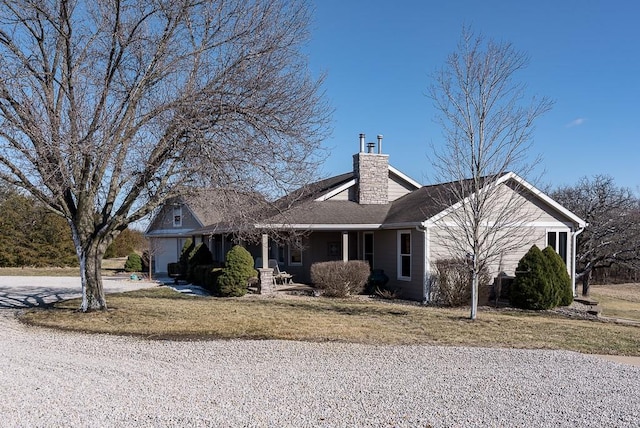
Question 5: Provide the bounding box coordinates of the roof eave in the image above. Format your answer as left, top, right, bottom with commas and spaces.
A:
314, 178, 357, 201
388, 165, 422, 189
504, 172, 588, 228
254, 223, 383, 230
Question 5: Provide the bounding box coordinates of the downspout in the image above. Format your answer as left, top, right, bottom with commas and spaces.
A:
571, 227, 585, 297
417, 223, 431, 304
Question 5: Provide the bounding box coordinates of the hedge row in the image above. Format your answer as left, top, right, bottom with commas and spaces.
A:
169, 242, 257, 297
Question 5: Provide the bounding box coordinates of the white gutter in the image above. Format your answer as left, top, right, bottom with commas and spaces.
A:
380, 222, 423, 229
571, 226, 586, 297
254, 223, 383, 230
417, 224, 431, 304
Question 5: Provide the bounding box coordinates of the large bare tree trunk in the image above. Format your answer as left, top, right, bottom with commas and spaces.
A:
470, 270, 479, 320
581, 271, 591, 297
79, 243, 107, 311
0, 0, 330, 311
71, 221, 110, 312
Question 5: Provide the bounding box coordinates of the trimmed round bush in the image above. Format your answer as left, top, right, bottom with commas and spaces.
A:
217, 245, 256, 297
310, 260, 370, 297
510, 245, 556, 310
124, 253, 142, 272
542, 246, 573, 306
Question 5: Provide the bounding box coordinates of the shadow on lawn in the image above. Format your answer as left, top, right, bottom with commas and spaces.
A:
0, 286, 79, 309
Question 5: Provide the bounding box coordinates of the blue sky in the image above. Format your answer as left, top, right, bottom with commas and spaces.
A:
306, 0, 639, 192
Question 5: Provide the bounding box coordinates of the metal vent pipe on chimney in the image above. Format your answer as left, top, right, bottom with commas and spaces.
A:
366, 142, 375, 153
359, 133, 365, 153
377, 135, 383, 154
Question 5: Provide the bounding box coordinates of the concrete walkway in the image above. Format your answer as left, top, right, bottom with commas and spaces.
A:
594, 354, 640, 367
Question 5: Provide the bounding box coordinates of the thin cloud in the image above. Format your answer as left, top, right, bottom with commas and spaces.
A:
566, 118, 586, 128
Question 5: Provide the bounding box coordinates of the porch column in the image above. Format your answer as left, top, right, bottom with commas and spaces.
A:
261, 234, 269, 269
342, 231, 349, 262
571, 228, 578, 296
258, 233, 273, 294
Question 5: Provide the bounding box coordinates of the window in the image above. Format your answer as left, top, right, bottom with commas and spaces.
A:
397, 230, 411, 280
547, 230, 568, 264
363, 232, 374, 269
172, 206, 182, 227
289, 239, 302, 266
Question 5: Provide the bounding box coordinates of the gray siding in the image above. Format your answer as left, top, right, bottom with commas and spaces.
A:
147, 203, 202, 233
388, 177, 415, 201
375, 228, 426, 301
426, 181, 575, 281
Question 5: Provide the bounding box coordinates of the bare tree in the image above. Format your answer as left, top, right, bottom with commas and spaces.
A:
552, 175, 640, 296
428, 27, 553, 319
0, 0, 330, 311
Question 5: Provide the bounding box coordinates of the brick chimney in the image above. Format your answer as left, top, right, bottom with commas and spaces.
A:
353, 133, 389, 204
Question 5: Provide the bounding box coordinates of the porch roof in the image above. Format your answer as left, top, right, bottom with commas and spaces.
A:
257, 200, 391, 228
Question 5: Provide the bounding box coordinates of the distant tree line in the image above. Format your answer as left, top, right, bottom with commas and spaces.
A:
0, 186, 145, 267
552, 175, 640, 293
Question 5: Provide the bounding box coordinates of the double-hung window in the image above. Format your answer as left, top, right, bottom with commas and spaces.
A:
397, 230, 411, 280
363, 232, 374, 269
289, 238, 302, 266
547, 230, 568, 264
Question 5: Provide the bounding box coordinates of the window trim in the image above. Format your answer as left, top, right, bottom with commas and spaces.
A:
397, 230, 412, 281
288, 239, 303, 266
546, 229, 568, 264
172, 206, 182, 228
363, 232, 374, 270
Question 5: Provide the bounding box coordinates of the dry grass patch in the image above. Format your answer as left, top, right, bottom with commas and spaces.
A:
590, 283, 640, 322
19, 287, 640, 355
0, 261, 130, 277
101, 257, 127, 271
0, 267, 81, 276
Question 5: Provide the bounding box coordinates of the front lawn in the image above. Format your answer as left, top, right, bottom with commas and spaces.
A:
590, 283, 640, 322
19, 287, 640, 356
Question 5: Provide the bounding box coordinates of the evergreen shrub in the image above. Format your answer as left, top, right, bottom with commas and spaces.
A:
178, 239, 194, 271
124, 253, 143, 272
186, 243, 213, 282
542, 246, 573, 306
310, 260, 370, 297
510, 245, 556, 310
204, 267, 225, 294
217, 245, 257, 297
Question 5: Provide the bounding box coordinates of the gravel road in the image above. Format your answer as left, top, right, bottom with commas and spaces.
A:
0, 277, 639, 427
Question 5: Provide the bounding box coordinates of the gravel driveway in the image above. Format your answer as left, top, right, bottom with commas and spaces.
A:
1, 277, 639, 427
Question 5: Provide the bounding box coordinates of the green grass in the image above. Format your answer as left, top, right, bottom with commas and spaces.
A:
19, 287, 640, 356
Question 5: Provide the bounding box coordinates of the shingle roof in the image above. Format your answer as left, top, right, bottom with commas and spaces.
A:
159, 188, 265, 231
272, 172, 354, 209
261, 200, 391, 226
386, 174, 515, 223
191, 170, 562, 233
